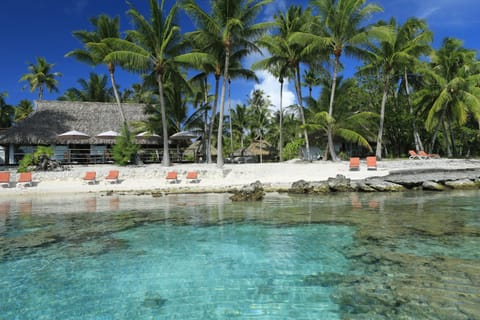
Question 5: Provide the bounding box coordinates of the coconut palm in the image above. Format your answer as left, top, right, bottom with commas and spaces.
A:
0, 92, 15, 128
309, 0, 384, 161
253, 5, 317, 161
65, 14, 126, 123
103, 0, 209, 166
59, 72, 114, 102
357, 17, 432, 159
415, 38, 480, 156
19, 57, 62, 100
182, 0, 272, 167
14, 100, 34, 122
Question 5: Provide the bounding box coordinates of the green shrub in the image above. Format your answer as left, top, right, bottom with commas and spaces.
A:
111, 125, 140, 165
283, 139, 304, 160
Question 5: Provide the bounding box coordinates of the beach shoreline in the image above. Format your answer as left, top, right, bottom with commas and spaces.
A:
1, 158, 480, 197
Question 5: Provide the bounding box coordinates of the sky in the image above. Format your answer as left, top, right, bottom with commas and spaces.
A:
0, 0, 479, 114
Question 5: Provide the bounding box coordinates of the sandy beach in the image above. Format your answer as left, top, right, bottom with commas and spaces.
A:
1, 158, 480, 197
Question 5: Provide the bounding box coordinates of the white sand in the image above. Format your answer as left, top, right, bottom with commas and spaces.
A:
1, 158, 479, 197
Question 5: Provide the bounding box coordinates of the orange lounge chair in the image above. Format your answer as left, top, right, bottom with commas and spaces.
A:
83, 171, 97, 185
349, 157, 360, 171
105, 170, 119, 184
186, 171, 200, 183
366, 156, 377, 170
17, 172, 32, 188
408, 150, 426, 160
0, 171, 11, 188
419, 150, 440, 159
166, 171, 178, 184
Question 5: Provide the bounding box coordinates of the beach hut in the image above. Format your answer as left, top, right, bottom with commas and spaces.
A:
0, 100, 153, 164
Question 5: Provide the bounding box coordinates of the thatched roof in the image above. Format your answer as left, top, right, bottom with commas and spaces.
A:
0, 100, 150, 145
234, 140, 276, 157
183, 140, 217, 157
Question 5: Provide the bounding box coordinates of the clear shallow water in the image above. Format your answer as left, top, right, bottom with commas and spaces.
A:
0, 190, 479, 319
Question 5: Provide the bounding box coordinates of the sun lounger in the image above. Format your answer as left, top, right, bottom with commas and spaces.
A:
408, 150, 426, 160
105, 170, 119, 184
349, 157, 360, 171
83, 171, 97, 185
16, 172, 32, 188
366, 156, 377, 170
0, 171, 11, 188
186, 171, 200, 183
166, 171, 178, 184
419, 150, 440, 159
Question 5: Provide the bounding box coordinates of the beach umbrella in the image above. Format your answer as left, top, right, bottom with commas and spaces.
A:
95, 130, 120, 139
57, 130, 90, 140
169, 130, 198, 141
136, 131, 161, 140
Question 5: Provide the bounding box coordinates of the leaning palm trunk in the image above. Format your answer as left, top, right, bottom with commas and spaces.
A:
294, 68, 310, 161
108, 65, 126, 124
157, 74, 170, 166
327, 57, 340, 161
376, 75, 390, 160
404, 68, 423, 151
217, 45, 230, 168
207, 75, 221, 163
279, 78, 284, 162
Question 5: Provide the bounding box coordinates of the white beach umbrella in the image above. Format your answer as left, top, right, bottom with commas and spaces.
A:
169, 130, 198, 141
136, 131, 161, 139
95, 130, 120, 139
57, 130, 90, 140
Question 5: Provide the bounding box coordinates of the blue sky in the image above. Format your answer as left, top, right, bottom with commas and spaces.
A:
0, 0, 479, 111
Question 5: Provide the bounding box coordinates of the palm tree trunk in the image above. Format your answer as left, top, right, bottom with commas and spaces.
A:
228, 78, 234, 157
207, 75, 221, 163
109, 67, 126, 124
375, 75, 390, 160
327, 57, 339, 161
404, 68, 423, 151
279, 78, 284, 162
157, 74, 170, 166
442, 119, 451, 157
217, 46, 230, 168
294, 66, 310, 161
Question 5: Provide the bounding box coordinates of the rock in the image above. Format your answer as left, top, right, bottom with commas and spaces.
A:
422, 180, 448, 191
289, 180, 314, 194
311, 181, 331, 193
351, 180, 376, 192
444, 179, 477, 189
367, 179, 405, 192
328, 174, 353, 192
230, 180, 265, 201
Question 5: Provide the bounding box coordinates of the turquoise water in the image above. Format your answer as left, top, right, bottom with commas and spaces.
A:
0, 191, 479, 319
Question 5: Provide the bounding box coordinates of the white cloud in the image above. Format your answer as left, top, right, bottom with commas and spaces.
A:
252, 70, 296, 113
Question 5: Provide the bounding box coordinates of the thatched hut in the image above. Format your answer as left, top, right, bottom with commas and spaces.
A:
0, 100, 152, 165
232, 140, 277, 163
183, 140, 217, 162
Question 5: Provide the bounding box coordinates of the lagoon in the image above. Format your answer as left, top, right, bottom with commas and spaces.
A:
0, 191, 479, 319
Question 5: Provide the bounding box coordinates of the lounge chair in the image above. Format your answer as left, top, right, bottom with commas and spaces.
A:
419, 150, 440, 159
105, 170, 120, 184
166, 171, 178, 184
0, 171, 11, 188
349, 157, 360, 171
366, 156, 377, 170
16, 172, 32, 188
408, 150, 426, 160
83, 171, 97, 185
186, 171, 200, 183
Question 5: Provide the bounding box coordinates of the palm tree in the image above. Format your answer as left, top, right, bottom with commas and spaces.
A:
309, 0, 384, 161
103, 0, 208, 166
254, 5, 316, 161
357, 17, 432, 159
183, 0, 271, 167
416, 38, 480, 156
0, 92, 14, 128
65, 14, 126, 123
59, 72, 113, 102
14, 100, 34, 122
230, 103, 249, 150
19, 57, 62, 100
247, 89, 272, 163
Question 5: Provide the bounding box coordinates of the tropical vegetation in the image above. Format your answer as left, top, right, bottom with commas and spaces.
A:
2, 0, 479, 165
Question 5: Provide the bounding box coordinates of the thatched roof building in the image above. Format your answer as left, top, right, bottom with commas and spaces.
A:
0, 100, 149, 145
